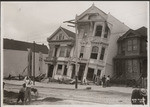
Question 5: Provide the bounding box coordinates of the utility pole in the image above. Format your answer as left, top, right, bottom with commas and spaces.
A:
63, 15, 78, 89
33, 41, 35, 85
75, 15, 78, 89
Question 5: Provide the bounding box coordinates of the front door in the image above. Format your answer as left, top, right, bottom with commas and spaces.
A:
87, 68, 94, 81
48, 64, 54, 77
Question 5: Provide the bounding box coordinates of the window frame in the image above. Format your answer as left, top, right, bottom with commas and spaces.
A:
95, 25, 103, 37
90, 46, 99, 59
99, 47, 105, 60
59, 46, 66, 57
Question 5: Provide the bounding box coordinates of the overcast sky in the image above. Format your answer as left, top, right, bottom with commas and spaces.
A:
1, 1, 148, 45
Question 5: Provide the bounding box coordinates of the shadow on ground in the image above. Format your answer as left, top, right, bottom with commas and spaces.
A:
3, 90, 63, 105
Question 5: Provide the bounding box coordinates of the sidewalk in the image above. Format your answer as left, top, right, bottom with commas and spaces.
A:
3, 79, 133, 94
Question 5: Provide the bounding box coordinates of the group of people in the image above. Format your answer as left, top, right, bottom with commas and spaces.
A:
102, 75, 110, 87
82, 74, 111, 87
17, 76, 33, 104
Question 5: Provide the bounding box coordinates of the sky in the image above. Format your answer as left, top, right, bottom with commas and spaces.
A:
1, 1, 148, 45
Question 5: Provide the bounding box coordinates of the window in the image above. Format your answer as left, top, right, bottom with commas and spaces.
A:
127, 39, 137, 51
63, 65, 67, 76
132, 60, 138, 73
57, 64, 62, 75
104, 25, 109, 38
95, 25, 102, 37
100, 47, 105, 60
126, 59, 138, 73
80, 46, 85, 58
97, 70, 101, 76
90, 46, 99, 59
54, 47, 58, 57
59, 47, 66, 57
127, 60, 132, 73
66, 47, 71, 57
133, 39, 137, 50
127, 40, 132, 51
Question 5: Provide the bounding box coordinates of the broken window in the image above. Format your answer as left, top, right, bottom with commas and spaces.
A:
90, 46, 99, 59
95, 25, 102, 37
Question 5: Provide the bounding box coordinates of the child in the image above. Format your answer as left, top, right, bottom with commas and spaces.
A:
16, 83, 26, 104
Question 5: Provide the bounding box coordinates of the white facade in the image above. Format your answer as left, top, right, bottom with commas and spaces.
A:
3, 48, 48, 78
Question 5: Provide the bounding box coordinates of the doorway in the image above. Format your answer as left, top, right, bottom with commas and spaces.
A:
78, 63, 86, 80
87, 68, 94, 81
48, 64, 54, 77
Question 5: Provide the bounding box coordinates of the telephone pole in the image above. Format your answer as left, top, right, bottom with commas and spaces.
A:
75, 15, 78, 89
33, 41, 35, 85
63, 15, 78, 89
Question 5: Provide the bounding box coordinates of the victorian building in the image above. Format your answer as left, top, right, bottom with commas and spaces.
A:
114, 27, 147, 83
45, 27, 76, 79
45, 4, 130, 82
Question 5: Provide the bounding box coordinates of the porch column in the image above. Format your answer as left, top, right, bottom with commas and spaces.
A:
82, 63, 88, 81
53, 64, 58, 79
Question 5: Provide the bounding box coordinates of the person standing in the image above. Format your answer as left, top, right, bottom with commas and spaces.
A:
24, 76, 33, 104
16, 83, 26, 104
106, 75, 110, 87
102, 75, 106, 87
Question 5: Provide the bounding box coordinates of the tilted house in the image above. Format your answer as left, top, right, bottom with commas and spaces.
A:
114, 27, 147, 84
45, 4, 130, 82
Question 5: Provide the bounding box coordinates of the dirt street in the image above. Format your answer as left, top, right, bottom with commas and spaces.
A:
3, 80, 132, 105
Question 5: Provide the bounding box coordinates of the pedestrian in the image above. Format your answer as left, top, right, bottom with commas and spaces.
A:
102, 75, 106, 87
96, 76, 100, 85
82, 76, 87, 85
106, 75, 110, 87
24, 76, 33, 104
16, 83, 26, 104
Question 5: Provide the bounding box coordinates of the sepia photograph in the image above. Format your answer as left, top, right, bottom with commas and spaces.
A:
1, 1, 149, 106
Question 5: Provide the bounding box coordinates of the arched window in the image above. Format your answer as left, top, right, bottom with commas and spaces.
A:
90, 46, 99, 59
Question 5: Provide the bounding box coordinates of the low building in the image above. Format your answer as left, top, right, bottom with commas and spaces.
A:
114, 27, 147, 85
3, 38, 48, 78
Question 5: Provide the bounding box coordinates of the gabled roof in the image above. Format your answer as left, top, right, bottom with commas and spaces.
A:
118, 27, 147, 42
135, 26, 147, 37
47, 26, 75, 41
77, 4, 107, 21
61, 27, 75, 39
3, 38, 48, 54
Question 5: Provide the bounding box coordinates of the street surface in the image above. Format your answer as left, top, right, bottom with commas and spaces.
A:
3, 80, 133, 105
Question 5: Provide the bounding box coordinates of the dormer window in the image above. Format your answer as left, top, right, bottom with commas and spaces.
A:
95, 25, 102, 37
